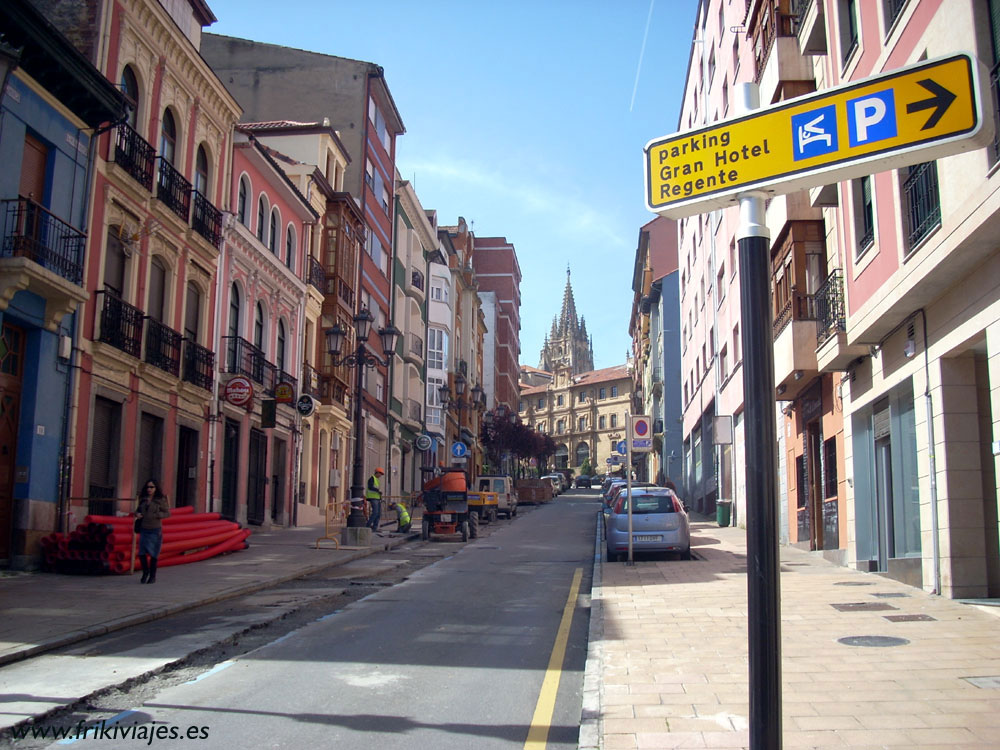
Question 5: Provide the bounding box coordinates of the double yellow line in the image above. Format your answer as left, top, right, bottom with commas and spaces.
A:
524, 567, 583, 749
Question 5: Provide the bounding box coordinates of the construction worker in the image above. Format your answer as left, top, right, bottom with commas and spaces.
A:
366, 467, 384, 531
392, 500, 411, 533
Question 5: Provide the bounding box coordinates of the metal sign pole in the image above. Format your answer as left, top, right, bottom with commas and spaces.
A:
626, 413, 634, 566
737, 82, 782, 750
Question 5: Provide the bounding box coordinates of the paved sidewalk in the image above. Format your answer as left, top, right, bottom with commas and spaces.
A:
0, 520, 410, 669
586, 518, 1000, 750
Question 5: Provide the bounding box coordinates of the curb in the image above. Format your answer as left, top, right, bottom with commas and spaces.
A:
578, 510, 605, 750
0, 535, 412, 669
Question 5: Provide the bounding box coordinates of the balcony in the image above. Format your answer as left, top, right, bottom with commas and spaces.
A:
814, 270, 869, 372
96, 289, 144, 358
338, 278, 354, 307
406, 333, 424, 365
277, 370, 298, 397
791, 0, 826, 56
223, 335, 277, 393
750, 0, 814, 105
773, 291, 818, 400
114, 122, 155, 191
182, 340, 214, 391
191, 190, 222, 248
144, 317, 181, 376
307, 255, 325, 293
1, 197, 86, 285
407, 398, 422, 424
410, 269, 425, 293
301, 362, 324, 398
156, 157, 191, 222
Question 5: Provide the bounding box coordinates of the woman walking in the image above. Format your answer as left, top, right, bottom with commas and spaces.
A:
135, 479, 170, 583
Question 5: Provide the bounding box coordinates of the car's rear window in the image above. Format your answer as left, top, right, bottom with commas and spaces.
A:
620, 495, 679, 514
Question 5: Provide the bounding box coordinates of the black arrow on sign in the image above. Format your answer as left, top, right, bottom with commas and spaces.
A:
906, 78, 956, 130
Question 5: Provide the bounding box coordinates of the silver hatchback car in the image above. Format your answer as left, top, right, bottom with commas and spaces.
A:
605, 488, 691, 561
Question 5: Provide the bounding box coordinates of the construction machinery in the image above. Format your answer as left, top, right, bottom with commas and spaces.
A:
420, 468, 478, 541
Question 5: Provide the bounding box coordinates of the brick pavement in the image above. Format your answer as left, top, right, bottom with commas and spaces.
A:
586, 518, 1000, 750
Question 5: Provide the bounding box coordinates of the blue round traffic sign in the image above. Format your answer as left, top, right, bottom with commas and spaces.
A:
451, 441, 468, 458
616, 440, 627, 454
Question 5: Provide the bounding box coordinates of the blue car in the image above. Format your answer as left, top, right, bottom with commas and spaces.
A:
605, 488, 691, 561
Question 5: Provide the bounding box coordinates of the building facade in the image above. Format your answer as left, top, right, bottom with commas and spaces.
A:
0, 0, 125, 566
473, 235, 522, 411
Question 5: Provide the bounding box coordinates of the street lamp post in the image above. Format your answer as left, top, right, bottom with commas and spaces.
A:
325, 309, 400, 527
439, 375, 484, 462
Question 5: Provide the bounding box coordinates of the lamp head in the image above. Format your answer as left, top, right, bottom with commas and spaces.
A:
325, 323, 347, 356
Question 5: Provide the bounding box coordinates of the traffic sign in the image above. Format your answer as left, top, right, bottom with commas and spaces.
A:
645, 54, 990, 219
616, 440, 627, 455
631, 415, 652, 453
450, 441, 468, 459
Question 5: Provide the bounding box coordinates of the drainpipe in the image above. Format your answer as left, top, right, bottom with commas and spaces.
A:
919, 309, 940, 595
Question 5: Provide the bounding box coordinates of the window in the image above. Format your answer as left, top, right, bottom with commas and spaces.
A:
610, 414, 618, 428
707, 48, 715, 83
557, 394, 564, 406
537, 397, 545, 409
599, 387, 606, 399
578, 416, 586, 431
824, 437, 838, 497
426, 376, 443, 426
557, 419, 565, 434
228, 283, 240, 369
368, 96, 391, 151
286, 225, 296, 269
257, 196, 266, 243
902, 161, 940, 251
381, 184, 391, 216
578, 391, 586, 402
427, 327, 447, 369
717, 263, 725, 304
729, 238, 737, 278
276, 321, 286, 374
184, 282, 200, 342
269, 209, 279, 254
103, 227, 127, 298
194, 145, 208, 195
883, 0, 907, 32
599, 415, 606, 429
254, 302, 265, 351
854, 176, 875, 256
840, 0, 860, 62
160, 109, 176, 164
367, 232, 387, 273
364, 159, 374, 190
238, 177, 248, 225
430, 277, 449, 302
121, 66, 139, 129
733, 323, 741, 362
611, 385, 618, 398
720, 344, 729, 382
575, 442, 590, 466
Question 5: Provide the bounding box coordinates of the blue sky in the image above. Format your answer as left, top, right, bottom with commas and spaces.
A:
207, 0, 698, 371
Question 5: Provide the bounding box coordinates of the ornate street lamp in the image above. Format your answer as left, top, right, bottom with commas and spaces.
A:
439, 376, 485, 462
326, 309, 400, 527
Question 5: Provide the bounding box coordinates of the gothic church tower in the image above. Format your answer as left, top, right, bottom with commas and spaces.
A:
538, 267, 594, 375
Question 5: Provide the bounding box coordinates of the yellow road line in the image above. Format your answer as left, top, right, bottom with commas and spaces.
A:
524, 567, 583, 750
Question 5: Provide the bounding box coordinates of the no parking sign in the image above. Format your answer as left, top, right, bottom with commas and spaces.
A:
630, 415, 652, 453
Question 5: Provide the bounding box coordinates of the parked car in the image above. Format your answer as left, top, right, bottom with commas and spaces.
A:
604, 481, 656, 514
475, 475, 518, 518
540, 476, 560, 496
541, 474, 565, 494
575, 475, 592, 488
605, 488, 691, 561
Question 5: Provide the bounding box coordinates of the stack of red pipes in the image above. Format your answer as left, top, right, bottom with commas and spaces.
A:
39, 506, 251, 575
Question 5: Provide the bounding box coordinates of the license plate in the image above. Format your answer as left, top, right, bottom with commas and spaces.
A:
634, 534, 661, 542
439, 514, 452, 522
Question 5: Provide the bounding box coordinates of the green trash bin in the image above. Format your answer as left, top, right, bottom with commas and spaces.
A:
716, 500, 732, 528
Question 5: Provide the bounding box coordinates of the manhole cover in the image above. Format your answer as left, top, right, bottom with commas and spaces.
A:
884, 614, 936, 622
872, 592, 910, 598
831, 602, 899, 612
835, 581, 875, 586
838, 635, 910, 647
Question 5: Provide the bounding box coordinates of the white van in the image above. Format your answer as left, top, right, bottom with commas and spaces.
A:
475, 475, 519, 518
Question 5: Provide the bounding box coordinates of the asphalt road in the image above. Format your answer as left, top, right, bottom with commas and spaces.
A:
28, 491, 598, 750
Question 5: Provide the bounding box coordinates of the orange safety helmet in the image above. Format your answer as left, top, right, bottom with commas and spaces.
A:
374, 467, 385, 475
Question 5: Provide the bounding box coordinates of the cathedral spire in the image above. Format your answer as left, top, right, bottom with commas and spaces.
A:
538, 264, 594, 374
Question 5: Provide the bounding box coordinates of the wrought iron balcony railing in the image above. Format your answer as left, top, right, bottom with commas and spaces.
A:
411, 269, 425, 291
814, 270, 846, 347
191, 190, 222, 248
182, 339, 214, 391
114, 122, 155, 191
156, 157, 191, 222
223, 335, 277, 392
307, 255, 325, 292
97, 289, 144, 357
144, 317, 182, 376
408, 333, 423, 358
1, 198, 87, 285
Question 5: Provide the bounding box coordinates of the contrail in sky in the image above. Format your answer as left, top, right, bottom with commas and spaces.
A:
630, 0, 655, 113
